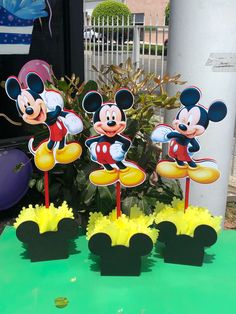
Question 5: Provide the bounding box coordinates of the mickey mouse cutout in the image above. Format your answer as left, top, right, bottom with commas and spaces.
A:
151, 87, 227, 184
5, 72, 83, 171
82, 89, 146, 187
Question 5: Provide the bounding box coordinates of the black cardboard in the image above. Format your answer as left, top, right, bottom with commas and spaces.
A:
156, 221, 217, 266
16, 218, 79, 262
88, 232, 153, 276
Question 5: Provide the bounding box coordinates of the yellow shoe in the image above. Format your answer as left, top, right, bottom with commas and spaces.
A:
156, 161, 188, 179
187, 165, 220, 184
119, 166, 146, 187
56, 143, 82, 164
35, 142, 55, 171
89, 169, 119, 186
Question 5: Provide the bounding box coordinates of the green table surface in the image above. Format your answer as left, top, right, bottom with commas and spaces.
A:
0, 227, 236, 314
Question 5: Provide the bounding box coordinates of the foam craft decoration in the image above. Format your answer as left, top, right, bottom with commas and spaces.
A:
87, 209, 157, 276
156, 221, 217, 266
154, 198, 221, 266
151, 87, 227, 266
5, 71, 83, 172
16, 218, 79, 262
87, 209, 158, 247
0, 149, 32, 211
18, 60, 53, 88
89, 232, 153, 276
14, 202, 79, 262
82, 89, 146, 188
0, 1, 48, 55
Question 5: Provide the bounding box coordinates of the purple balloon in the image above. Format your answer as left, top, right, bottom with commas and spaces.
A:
0, 149, 32, 211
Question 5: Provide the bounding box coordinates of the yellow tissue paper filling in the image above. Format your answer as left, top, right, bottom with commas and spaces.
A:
86, 205, 158, 247
14, 202, 74, 234
154, 198, 222, 236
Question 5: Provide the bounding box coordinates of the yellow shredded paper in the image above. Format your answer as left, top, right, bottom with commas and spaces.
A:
14, 201, 74, 233
154, 198, 222, 236
86, 206, 158, 247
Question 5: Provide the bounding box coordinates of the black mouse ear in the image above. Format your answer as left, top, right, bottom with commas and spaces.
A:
129, 233, 153, 256
88, 233, 112, 255
115, 88, 134, 110
82, 91, 103, 113
57, 218, 79, 239
194, 225, 217, 247
16, 221, 40, 243
5, 76, 21, 100
26, 72, 44, 94
208, 101, 227, 122
156, 221, 177, 243
180, 87, 201, 107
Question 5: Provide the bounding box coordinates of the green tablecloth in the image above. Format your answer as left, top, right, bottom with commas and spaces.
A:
0, 227, 235, 314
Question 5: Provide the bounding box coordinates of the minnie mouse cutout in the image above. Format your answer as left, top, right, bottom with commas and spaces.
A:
5, 72, 83, 171
82, 89, 146, 187
151, 87, 227, 184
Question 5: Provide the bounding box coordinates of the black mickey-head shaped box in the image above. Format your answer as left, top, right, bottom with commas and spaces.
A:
156, 221, 217, 266
16, 218, 79, 262
88, 232, 153, 276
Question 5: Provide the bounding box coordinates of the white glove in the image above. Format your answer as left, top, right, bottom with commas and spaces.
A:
63, 113, 83, 135
110, 141, 126, 161
90, 142, 97, 161
43, 91, 64, 111
151, 125, 172, 143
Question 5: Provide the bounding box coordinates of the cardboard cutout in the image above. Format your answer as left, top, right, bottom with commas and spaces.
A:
82, 89, 146, 187
5, 72, 83, 172
151, 87, 227, 184
0, 1, 48, 55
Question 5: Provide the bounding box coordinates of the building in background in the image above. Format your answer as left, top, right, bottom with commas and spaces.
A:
83, 0, 169, 44
124, 0, 168, 26
84, 0, 168, 25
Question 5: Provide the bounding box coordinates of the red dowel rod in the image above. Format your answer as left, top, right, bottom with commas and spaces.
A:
184, 177, 190, 212
44, 171, 50, 208
116, 181, 121, 218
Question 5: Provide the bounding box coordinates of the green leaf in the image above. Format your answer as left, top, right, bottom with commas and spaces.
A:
13, 162, 25, 173
122, 196, 140, 214
83, 183, 97, 205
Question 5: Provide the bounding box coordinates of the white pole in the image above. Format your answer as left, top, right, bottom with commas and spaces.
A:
165, 0, 236, 217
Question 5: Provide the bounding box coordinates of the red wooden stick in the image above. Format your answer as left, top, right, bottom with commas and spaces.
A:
184, 177, 190, 212
116, 181, 121, 218
44, 171, 50, 208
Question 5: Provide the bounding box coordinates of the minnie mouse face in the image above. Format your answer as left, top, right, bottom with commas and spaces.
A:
5, 72, 46, 125
82, 88, 134, 137
173, 87, 227, 139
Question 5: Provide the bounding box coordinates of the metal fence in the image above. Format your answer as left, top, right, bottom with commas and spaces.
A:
84, 14, 168, 81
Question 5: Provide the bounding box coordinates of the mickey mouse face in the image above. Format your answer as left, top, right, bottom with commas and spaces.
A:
173, 106, 206, 138
18, 90, 47, 125
173, 87, 227, 139
5, 72, 47, 125
94, 104, 126, 137
82, 88, 134, 137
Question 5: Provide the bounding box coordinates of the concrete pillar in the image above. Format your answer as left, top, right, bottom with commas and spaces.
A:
165, 0, 236, 217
